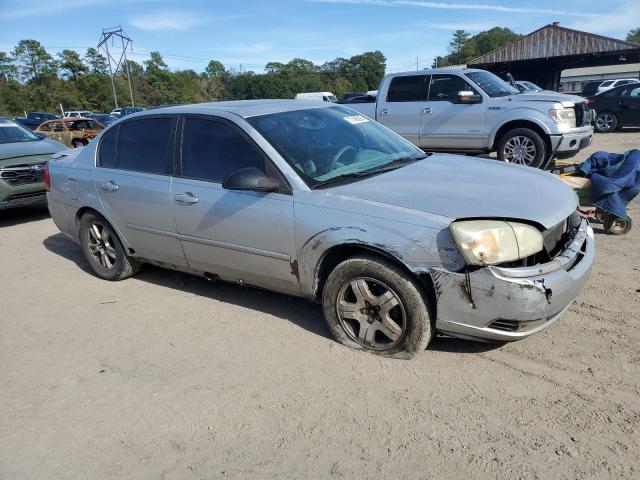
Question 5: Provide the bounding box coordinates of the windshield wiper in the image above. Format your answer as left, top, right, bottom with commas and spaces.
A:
314, 154, 429, 188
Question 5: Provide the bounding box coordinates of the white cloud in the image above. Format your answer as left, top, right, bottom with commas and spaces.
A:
217, 42, 273, 54
307, 0, 596, 17
569, 1, 640, 36
419, 21, 499, 31
129, 11, 207, 31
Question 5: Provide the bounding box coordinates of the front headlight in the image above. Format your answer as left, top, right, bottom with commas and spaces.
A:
549, 108, 576, 128
450, 220, 543, 266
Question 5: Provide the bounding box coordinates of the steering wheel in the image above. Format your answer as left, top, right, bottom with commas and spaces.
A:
329, 146, 357, 171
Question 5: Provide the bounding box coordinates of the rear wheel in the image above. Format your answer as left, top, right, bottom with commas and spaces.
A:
322, 254, 433, 358
497, 128, 547, 169
604, 215, 632, 235
594, 112, 618, 133
79, 212, 140, 280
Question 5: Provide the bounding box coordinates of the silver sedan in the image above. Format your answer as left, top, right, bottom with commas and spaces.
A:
46, 100, 594, 358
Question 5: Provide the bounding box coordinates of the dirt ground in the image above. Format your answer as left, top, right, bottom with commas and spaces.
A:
1, 130, 639, 479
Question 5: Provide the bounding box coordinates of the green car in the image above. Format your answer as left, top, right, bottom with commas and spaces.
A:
0, 118, 66, 211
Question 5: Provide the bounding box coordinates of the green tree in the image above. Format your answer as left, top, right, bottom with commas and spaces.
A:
57, 49, 87, 83
0, 51, 17, 80
448, 30, 472, 64
84, 48, 109, 75
12, 39, 57, 82
205, 60, 226, 77
627, 28, 640, 44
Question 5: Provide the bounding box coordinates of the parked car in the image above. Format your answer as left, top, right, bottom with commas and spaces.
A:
581, 80, 603, 98
588, 83, 640, 132
0, 118, 66, 211
64, 110, 94, 118
346, 69, 594, 169
341, 92, 366, 102
89, 113, 119, 126
13, 112, 59, 130
118, 106, 146, 117
596, 78, 639, 94
340, 94, 376, 104
110, 108, 122, 116
35, 118, 105, 148
46, 100, 594, 358
295, 92, 337, 102
515, 80, 543, 93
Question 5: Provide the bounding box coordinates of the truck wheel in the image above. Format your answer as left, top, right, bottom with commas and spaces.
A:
322, 254, 433, 359
79, 212, 141, 280
594, 112, 618, 133
497, 128, 546, 169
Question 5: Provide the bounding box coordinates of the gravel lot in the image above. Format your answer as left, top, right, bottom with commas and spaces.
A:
1, 130, 639, 479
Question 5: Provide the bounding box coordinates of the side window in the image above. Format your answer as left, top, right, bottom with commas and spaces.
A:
98, 127, 117, 168
181, 118, 265, 183
386, 75, 427, 102
39, 122, 51, 132
53, 122, 64, 132
115, 117, 172, 174
623, 87, 640, 98
428, 74, 475, 102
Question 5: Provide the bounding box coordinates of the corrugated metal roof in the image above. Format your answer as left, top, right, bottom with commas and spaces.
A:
469, 24, 635, 65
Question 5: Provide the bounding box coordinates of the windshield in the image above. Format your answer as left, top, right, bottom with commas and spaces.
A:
248, 106, 426, 187
0, 119, 41, 144
465, 71, 519, 97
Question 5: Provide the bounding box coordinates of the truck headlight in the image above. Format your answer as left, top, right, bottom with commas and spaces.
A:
549, 108, 576, 128
450, 220, 543, 266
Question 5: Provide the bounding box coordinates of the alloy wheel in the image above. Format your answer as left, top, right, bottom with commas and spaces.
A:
596, 113, 615, 131
336, 277, 406, 350
87, 221, 117, 269
503, 136, 537, 165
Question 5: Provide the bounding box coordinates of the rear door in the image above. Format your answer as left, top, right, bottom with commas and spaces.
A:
419, 73, 485, 149
172, 115, 299, 294
377, 74, 428, 146
93, 116, 188, 267
619, 85, 640, 125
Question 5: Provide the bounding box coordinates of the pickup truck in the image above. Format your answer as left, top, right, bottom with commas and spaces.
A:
347, 68, 594, 169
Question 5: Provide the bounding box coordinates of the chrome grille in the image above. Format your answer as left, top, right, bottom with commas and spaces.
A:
0, 163, 45, 186
574, 102, 593, 127
543, 218, 569, 256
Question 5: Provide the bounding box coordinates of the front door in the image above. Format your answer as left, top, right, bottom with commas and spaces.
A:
419, 73, 485, 150
172, 116, 299, 294
619, 85, 640, 125
377, 74, 428, 146
93, 116, 188, 268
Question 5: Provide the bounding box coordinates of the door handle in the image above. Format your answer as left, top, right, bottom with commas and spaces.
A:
100, 180, 119, 192
422, 107, 433, 115
380, 108, 389, 116
175, 192, 199, 205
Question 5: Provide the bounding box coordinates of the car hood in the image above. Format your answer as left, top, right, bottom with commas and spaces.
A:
512, 92, 585, 106
326, 154, 577, 229
0, 139, 66, 164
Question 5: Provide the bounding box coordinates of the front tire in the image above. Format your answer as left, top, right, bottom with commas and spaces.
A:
497, 128, 547, 169
322, 254, 433, 359
79, 212, 140, 280
594, 112, 618, 133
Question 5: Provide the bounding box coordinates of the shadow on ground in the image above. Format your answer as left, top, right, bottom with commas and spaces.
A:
0, 205, 49, 228
43, 232, 504, 353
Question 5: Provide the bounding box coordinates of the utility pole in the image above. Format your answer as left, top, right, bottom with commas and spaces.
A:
98, 26, 135, 109
416, 56, 419, 71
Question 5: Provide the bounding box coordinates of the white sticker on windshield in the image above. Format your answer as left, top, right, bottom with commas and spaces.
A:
343, 115, 369, 125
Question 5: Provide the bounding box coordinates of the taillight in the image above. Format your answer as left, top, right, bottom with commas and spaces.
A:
586, 98, 594, 105
43, 161, 51, 191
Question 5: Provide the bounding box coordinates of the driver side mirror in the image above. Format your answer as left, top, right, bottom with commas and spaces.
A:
222, 167, 280, 193
457, 90, 482, 104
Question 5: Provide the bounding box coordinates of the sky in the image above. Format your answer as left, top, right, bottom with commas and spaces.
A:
0, 0, 638, 74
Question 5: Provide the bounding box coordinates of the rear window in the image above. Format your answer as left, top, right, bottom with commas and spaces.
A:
600, 81, 613, 87
98, 127, 117, 168
115, 117, 172, 174
386, 75, 427, 102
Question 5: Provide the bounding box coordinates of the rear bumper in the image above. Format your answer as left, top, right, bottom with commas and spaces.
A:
432, 217, 594, 342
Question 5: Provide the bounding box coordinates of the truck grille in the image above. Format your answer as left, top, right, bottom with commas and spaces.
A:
574, 102, 593, 127
0, 163, 45, 186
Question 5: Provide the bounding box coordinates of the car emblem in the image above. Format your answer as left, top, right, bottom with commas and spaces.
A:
31, 164, 44, 173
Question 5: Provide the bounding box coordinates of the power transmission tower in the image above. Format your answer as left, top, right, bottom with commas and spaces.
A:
98, 26, 135, 109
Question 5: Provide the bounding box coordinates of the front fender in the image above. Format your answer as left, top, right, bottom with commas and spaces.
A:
488, 109, 555, 147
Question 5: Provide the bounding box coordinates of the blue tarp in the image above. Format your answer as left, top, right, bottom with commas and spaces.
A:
579, 150, 640, 221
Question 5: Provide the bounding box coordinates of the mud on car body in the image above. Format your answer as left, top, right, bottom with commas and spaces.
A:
45, 101, 594, 358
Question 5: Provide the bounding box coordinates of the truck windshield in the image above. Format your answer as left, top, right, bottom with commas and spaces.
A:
248, 106, 426, 188
0, 119, 42, 144
465, 71, 519, 97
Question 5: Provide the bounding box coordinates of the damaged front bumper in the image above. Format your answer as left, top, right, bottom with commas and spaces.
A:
432, 217, 594, 341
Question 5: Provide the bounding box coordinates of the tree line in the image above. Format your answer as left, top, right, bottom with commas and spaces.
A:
0, 40, 386, 116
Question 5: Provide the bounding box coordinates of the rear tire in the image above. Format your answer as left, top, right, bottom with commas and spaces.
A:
604, 215, 632, 235
79, 212, 140, 280
594, 112, 618, 133
322, 254, 433, 359
497, 128, 547, 169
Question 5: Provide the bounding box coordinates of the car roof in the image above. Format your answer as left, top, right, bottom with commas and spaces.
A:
384, 68, 486, 78
125, 99, 337, 119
